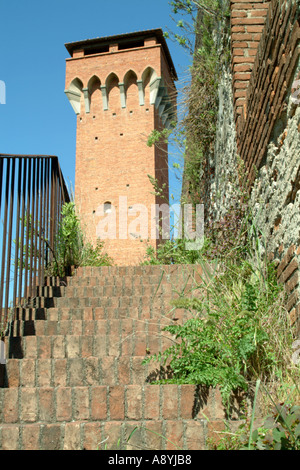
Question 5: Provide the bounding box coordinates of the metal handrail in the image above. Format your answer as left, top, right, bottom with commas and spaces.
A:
0, 155, 70, 333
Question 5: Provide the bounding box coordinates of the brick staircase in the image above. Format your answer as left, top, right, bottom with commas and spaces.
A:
0, 264, 228, 450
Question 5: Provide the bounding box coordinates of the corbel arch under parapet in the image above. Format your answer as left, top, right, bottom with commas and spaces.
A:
142, 67, 159, 106
88, 75, 101, 94
65, 78, 84, 115
142, 67, 175, 128
142, 67, 157, 85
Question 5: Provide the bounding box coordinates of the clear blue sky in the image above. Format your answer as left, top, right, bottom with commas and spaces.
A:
0, 0, 192, 202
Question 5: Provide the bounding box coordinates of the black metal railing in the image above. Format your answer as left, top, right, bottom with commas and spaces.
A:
0, 155, 70, 333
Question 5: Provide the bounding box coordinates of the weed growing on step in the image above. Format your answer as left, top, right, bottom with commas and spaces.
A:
142, 237, 210, 265
142, 160, 299, 448
46, 202, 113, 276
144, 213, 300, 412
208, 380, 300, 450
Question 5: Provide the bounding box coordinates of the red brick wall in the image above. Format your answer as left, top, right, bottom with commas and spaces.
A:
232, 0, 299, 179
231, 0, 271, 123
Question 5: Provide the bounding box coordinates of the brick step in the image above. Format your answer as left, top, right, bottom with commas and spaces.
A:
5, 324, 177, 359
36, 294, 183, 309
34, 282, 201, 299
0, 417, 214, 450
67, 274, 202, 289
41, 264, 204, 286
42, 272, 202, 288
10, 304, 190, 322
3, 356, 173, 388
7, 317, 185, 337
0, 263, 216, 451
0, 383, 224, 435
19, 294, 180, 310
73, 264, 205, 278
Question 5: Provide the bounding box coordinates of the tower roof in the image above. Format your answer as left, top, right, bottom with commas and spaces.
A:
65, 28, 178, 81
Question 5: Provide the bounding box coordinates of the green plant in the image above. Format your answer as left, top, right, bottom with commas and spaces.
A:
142, 237, 210, 265
173, 1, 230, 208
144, 2, 231, 211
46, 202, 112, 276
144, 231, 298, 409
141, 0, 300, 451
210, 383, 300, 450
247, 403, 300, 450
147, 127, 175, 148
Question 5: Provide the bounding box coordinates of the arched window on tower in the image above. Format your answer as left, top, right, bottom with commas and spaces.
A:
104, 201, 112, 214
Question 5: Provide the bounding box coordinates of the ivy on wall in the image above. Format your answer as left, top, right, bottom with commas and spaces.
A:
165, 1, 231, 209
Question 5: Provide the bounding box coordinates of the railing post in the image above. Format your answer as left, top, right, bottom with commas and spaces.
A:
50, 158, 58, 260
0, 159, 11, 329
5, 158, 16, 318
18, 158, 27, 310
13, 158, 22, 311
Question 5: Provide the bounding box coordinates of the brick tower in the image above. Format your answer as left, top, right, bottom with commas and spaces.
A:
64, 29, 177, 265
